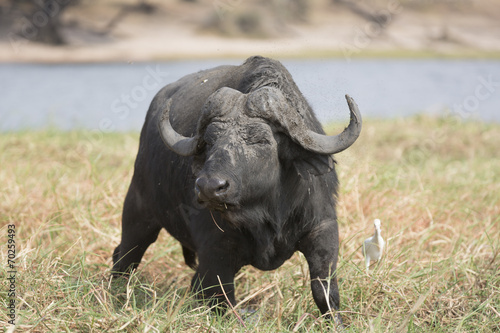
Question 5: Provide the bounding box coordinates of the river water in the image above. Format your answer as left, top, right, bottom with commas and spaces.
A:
1, 59, 499, 132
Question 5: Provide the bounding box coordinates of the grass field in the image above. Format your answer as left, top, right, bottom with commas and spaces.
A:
1, 115, 499, 332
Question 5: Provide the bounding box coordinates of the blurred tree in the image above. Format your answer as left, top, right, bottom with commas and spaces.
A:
101, 0, 157, 35
7, 0, 78, 45
332, 0, 390, 27
204, 0, 311, 38
136, 0, 156, 14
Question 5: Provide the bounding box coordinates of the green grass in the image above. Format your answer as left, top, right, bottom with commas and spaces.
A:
1, 116, 499, 332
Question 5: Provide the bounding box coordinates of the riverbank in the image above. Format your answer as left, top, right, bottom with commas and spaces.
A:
1, 0, 500, 63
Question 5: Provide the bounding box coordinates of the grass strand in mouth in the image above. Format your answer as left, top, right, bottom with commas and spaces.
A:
210, 210, 225, 233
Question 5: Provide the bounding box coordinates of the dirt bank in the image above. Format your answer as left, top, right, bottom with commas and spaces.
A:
1, 0, 499, 63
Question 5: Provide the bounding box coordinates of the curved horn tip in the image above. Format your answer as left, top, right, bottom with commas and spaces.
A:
290, 94, 362, 155
345, 94, 361, 124
345, 94, 357, 102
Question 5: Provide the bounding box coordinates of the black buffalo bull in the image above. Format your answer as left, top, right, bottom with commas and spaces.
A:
112, 56, 362, 319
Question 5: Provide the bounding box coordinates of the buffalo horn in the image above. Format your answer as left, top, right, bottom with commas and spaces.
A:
299, 94, 362, 155
158, 99, 199, 156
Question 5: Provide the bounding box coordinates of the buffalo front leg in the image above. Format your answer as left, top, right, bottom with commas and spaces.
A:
182, 245, 197, 270
112, 188, 161, 275
299, 220, 342, 324
190, 249, 238, 312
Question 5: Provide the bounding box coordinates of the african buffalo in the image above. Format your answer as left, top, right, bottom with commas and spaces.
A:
112, 56, 362, 322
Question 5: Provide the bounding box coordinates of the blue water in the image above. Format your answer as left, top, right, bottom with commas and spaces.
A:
1, 59, 499, 131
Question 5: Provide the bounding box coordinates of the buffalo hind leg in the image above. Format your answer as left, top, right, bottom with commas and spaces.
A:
299, 220, 343, 327
112, 189, 161, 276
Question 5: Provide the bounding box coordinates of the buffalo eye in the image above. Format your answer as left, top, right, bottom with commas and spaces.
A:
204, 123, 222, 146
247, 137, 271, 146
245, 126, 272, 146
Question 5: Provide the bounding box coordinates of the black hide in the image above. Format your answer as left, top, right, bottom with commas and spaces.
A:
112, 56, 356, 321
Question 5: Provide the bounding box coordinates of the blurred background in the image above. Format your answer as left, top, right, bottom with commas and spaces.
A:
3, 3, 499, 331
1, 0, 500, 130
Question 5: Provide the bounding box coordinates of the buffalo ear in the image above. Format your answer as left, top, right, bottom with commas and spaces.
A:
293, 153, 336, 180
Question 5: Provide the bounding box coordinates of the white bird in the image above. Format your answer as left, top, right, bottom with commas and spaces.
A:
362, 219, 385, 272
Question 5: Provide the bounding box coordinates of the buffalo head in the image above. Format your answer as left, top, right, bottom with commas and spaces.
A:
158, 86, 362, 219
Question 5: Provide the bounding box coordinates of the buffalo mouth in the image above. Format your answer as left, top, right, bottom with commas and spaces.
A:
197, 198, 238, 212
194, 182, 239, 212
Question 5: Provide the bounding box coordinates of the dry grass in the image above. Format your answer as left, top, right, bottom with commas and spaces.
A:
1, 115, 499, 332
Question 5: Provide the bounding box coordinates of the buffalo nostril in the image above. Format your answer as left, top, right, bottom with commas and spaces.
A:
195, 177, 204, 190
214, 179, 229, 194
195, 176, 229, 199
194, 178, 203, 197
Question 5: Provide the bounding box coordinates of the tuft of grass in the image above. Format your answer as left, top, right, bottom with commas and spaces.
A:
1, 116, 499, 332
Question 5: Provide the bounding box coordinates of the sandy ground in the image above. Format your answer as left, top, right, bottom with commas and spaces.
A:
1, 0, 500, 63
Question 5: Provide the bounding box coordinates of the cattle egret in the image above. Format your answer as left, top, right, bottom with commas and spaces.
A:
362, 219, 385, 272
